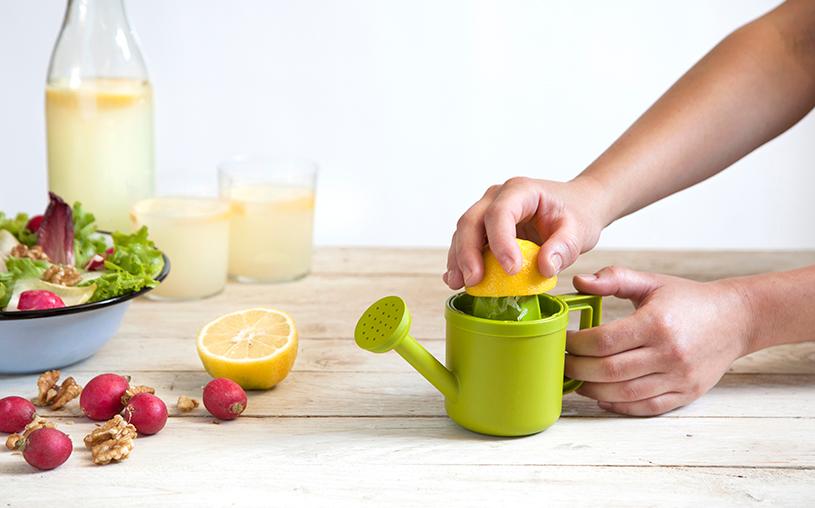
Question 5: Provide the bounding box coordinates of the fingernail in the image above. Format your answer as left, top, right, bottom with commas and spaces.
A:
550, 253, 563, 274
575, 273, 597, 281
598, 401, 611, 410
501, 255, 518, 274
462, 268, 473, 285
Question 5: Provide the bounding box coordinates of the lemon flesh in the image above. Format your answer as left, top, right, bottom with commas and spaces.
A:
197, 308, 298, 390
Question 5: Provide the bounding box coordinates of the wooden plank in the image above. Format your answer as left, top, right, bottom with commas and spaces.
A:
312, 247, 815, 278
75, 335, 815, 375
0, 416, 813, 468
3, 370, 814, 418
2, 464, 812, 507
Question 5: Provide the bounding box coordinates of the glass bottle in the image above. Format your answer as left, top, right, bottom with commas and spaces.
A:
46, 0, 154, 232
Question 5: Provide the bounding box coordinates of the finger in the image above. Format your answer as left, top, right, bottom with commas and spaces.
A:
566, 317, 645, 356
565, 347, 660, 383
444, 232, 465, 289
597, 392, 687, 416
573, 265, 662, 306
537, 218, 581, 277
576, 373, 672, 403
483, 181, 541, 274
454, 189, 498, 286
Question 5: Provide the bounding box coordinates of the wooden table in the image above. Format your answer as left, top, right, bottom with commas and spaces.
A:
2, 248, 814, 506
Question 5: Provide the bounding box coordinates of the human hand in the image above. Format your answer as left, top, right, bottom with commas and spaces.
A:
444, 176, 611, 289
565, 266, 753, 416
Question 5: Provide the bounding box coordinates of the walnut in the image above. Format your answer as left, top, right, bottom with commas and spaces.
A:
41, 264, 82, 286
5, 416, 55, 451
9, 244, 49, 261
121, 385, 156, 405
48, 377, 82, 410
32, 370, 82, 409
84, 415, 137, 465
34, 370, 60, 406
176, 395, 199, 412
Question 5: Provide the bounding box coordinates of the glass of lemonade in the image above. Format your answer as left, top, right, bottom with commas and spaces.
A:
131, 197, 231, 300
218, 156, 318, 283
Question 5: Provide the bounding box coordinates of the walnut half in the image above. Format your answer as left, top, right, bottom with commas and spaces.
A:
121, 385, 156, 405
84, 415, 137, 465
41, 264, 82, 286
33, 370, 82, 409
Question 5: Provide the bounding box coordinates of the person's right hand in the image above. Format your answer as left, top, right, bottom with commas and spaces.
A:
444, 176, 611, 289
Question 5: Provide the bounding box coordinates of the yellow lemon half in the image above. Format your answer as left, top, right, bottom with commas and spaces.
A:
465, 239, 557, 297
197, 308, 298, 390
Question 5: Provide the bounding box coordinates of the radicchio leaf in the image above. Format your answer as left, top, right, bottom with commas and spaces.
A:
37, 192, 75, 265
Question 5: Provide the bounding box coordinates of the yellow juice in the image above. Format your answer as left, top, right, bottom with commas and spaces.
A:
226, 184, 315, 282
131, 197, 230, 300
46, 78, 154, 232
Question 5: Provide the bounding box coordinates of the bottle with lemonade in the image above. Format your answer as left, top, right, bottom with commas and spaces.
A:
46, 0, 154, 232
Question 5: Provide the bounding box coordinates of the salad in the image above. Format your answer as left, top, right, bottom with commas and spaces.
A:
0, 193, 164, 312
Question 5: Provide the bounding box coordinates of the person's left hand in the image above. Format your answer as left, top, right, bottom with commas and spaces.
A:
565, 266, 754, 416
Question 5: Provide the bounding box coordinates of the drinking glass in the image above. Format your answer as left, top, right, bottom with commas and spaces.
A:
130, 196, 231, 300
218, 156, 318, 283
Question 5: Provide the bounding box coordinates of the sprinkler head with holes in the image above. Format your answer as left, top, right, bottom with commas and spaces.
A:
354, 296, 458, 399
354, 296, 411, 353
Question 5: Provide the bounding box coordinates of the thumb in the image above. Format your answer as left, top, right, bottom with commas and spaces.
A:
537, 223, 582, 277
573, 266, 661, 305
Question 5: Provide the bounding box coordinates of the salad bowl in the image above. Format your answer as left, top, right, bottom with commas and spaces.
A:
0, 253, 169, 374
1, 193, 170, 374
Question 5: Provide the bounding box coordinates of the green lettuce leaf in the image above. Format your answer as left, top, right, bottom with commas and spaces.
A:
0, 257, 48, 309
72, 202, 108, 268
5, 257, 48, 280
0, 281, 8, 309
108, 227, 164, 279
83, 270, 157, 302
0, 212, 37, 246
81, 226, 163, 302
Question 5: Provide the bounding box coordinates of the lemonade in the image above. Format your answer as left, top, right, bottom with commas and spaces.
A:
130, 197, 230, 300
46, 78, 154, 232
224, 184, 315, 282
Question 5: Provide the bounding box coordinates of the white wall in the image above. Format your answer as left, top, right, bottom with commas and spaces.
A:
1, 0, 813, 249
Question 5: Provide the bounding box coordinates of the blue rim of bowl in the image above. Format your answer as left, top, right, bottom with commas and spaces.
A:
0, 252, 170, 321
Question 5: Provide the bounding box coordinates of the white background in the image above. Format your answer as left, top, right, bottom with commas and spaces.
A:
1, 0, 813, 249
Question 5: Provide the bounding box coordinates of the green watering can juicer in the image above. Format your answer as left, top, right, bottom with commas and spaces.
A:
354, 292, 602, 437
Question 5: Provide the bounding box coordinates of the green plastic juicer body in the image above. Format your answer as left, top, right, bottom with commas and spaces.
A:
354, 293, 602, 437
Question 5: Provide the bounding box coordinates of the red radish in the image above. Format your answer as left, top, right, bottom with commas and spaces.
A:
0, 396, 37, 433
26, 215, 44, 233
85, 254, 105, 271
85, 247, 116, 271
22, 427, 72, 471
80, 373, 130, 421
122, 393, 168, 435
203, 378, 247, 420
18, 290, 65, 311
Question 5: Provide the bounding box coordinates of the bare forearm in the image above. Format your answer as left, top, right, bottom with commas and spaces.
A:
577, 0, 815, 224
729, 264, 815, 353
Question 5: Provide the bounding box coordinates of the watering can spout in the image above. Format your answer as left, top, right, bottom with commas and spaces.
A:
354, 296, 458, 400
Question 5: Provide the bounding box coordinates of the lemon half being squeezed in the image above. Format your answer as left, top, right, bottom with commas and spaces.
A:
465, 239, 557, 297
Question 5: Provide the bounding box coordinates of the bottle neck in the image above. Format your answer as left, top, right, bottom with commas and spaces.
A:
62, 0, 131, 32
48, 0, 148, 83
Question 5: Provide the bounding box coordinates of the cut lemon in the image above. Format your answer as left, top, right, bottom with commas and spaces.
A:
465, 239, 558, 297
197, 308, 298, 390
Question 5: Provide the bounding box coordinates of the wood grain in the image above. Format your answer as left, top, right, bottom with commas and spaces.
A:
3, 370, 814, 419
1, 248, 813, 506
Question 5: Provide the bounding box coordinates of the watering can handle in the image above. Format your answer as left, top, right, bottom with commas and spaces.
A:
559, 293, 603, 394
